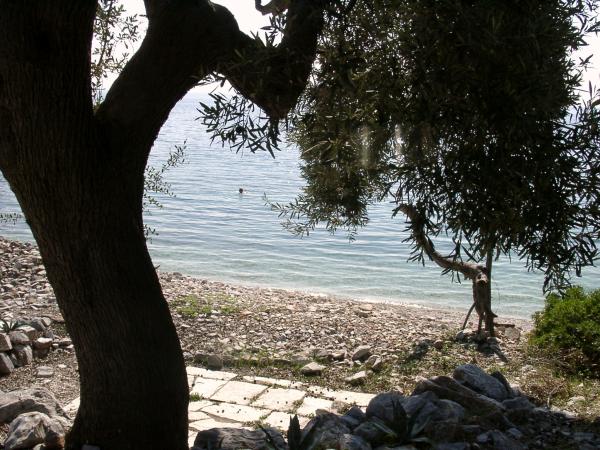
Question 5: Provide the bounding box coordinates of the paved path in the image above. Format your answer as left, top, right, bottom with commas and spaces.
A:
64, 366, 376, 447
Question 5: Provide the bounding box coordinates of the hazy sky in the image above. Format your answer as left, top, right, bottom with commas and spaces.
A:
116, 0, 599, 90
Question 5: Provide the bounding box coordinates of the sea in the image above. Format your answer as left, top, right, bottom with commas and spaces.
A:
1, 92, 599, 319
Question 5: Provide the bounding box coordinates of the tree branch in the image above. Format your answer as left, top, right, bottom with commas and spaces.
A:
96, 0, 326, 168
219, 0, 327, 119
398, 204, 483, 280
255, 0, 291, 15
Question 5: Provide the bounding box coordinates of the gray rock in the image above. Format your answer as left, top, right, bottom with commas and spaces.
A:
331, 350, 346, 361
502, 396, 534, 411
27, 319, 46, 332
366, 392, 406, 429
12, 345, 33, 367
433, 399, 466, 423
401, 391, 438, 416
0, 388, 69, 424
18, 325, 41, 342
0, 333, 12, 351
36, 366, 54, 378
206, 354, 223, 370
365, 355, 383, 372
8, 331, 29, 346
193, 427, 285, 450
434, 443, 469, 450
354, 419, 396, 447
413, 376, 505, 416
487, 429, 527, 450
0, 353, 15, 375
314, 348, 332, 362
301, 413, 351, 449
32, 338, 53, 350
452, 364, 509, 401
300, 362, 325, 376
4, 412, 65, 450
506, 427, 523, 440
352, 345, 372, 361
504, 327, 520, 341
490, 371, 513, 398
433, 340, 445, 350
339, 433, 372, 450
346, 371, 369, 385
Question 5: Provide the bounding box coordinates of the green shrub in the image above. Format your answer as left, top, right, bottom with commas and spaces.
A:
531, 287, 600, 376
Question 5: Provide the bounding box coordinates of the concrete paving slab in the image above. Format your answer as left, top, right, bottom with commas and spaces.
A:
187, 366, 237, 380
263, 411, 310, 431
188, 375, 195, 388
191, 378, 228, 399
189, 417, 247, 432
252, 387, 306, 412
242, 376, 305, 389
330, 390, 375, 407
296, 396, 335, 416
188, 410, 210, 421
189, 400, 214, 412
210, 380, 269, 405
202, 402, 270, 423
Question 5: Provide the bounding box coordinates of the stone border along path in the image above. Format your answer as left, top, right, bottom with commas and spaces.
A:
63, 366, 376, 447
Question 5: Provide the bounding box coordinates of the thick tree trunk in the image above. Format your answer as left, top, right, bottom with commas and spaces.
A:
0, 3, 188, 449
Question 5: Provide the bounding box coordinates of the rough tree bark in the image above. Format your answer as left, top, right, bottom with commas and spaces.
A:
398, 204, 497, 336
0, 1, 325, 448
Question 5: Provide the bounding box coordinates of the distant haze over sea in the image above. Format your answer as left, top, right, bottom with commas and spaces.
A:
2, 93, 599, 319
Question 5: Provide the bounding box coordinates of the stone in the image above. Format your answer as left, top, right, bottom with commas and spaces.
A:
0, 333, 12, 351
314, 348, 332, 362
28, 319, 46, 332
345, 371, 369, 386
365, 355, 383, 372
188, 400, 213, 412
434, 399, 466, 423
504, 327, 521, 341
252, 387, 306, 412
206, 354, 223, 371
193, 427, 286, 450
330, 390, 375, 407
0, 388, 69, 424
354, 419, 397, 447
210, 381, 268, 405
0, 352, 15, 374
433, 340, 445, 350
13, 345, 33, 367
300, 413, 351, 449
300, 362, 325, 376
366, 392, 407, 429
201, 403, 269, 423
18, 325, 42, 342
32, 338, 53, 350
338, 433, 372, 450
186, 366, 236, 380
351, 345, 372, 361
35, 366, 54, 378
331, 350, 346, 361
263, 411, 309, 430
401, 391, 438, 416
452, 365, 509, 401
189, 418, 244, 432
296, 396, 334, 417
413, 376, 504, 416
4, 412, 65, 450
190, 378, 228, 399
8, 331, 29, 346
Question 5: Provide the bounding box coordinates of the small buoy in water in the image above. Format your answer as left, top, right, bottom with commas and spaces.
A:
239, 188, 244, 194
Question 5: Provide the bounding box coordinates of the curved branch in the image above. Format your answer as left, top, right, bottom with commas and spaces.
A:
397, 204, 483, 280
255, 0, 291, 15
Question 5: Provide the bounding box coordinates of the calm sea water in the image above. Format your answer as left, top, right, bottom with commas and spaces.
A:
1, 93, 599, 318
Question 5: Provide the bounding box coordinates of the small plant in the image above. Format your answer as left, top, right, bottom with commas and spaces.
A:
220, 304, 240, 315
530, 287, 600, 377
0, 319, 26, 333
189, 393, 201, 402
171, 295, 211, 318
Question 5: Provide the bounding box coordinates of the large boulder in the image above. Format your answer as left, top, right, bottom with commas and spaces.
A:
365, 392, 406, 430
3, 412, 65, 450
300, 413, 351, 449
0, 353, 14, 375
192, 427, 286, 450
0, 388, 69, 424
452, 365, 509, 401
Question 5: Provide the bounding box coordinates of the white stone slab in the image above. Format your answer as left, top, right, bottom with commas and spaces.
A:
242, 376, 305, 389
210, 381, 269, 405
189, 418, 246, 432
263, 411, 309, 431
252, 388, 306, 412
191, 378, 228, 399
330, 390, 375, 407
63, 397, 80, 417
189, 411, 210, 422
186, 366, 237, 380
202, 402, 270, 423
189, 400, 214, 412
187, 375, 196, 388
296, 396, 334, 417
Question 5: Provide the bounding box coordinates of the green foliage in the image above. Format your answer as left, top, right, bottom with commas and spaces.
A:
189, 393, 202, 402
276, 0, 600, 291
92, 0, 140, 104
0, 319, 26, 333
531, 287, 600, 375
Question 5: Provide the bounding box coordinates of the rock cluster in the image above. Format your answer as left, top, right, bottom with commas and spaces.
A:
0, 317, 68, 376
0, 388, 70, 450
192, 364, 600, 450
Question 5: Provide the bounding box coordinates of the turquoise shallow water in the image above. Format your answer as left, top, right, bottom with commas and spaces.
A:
1, 93, 599, 318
